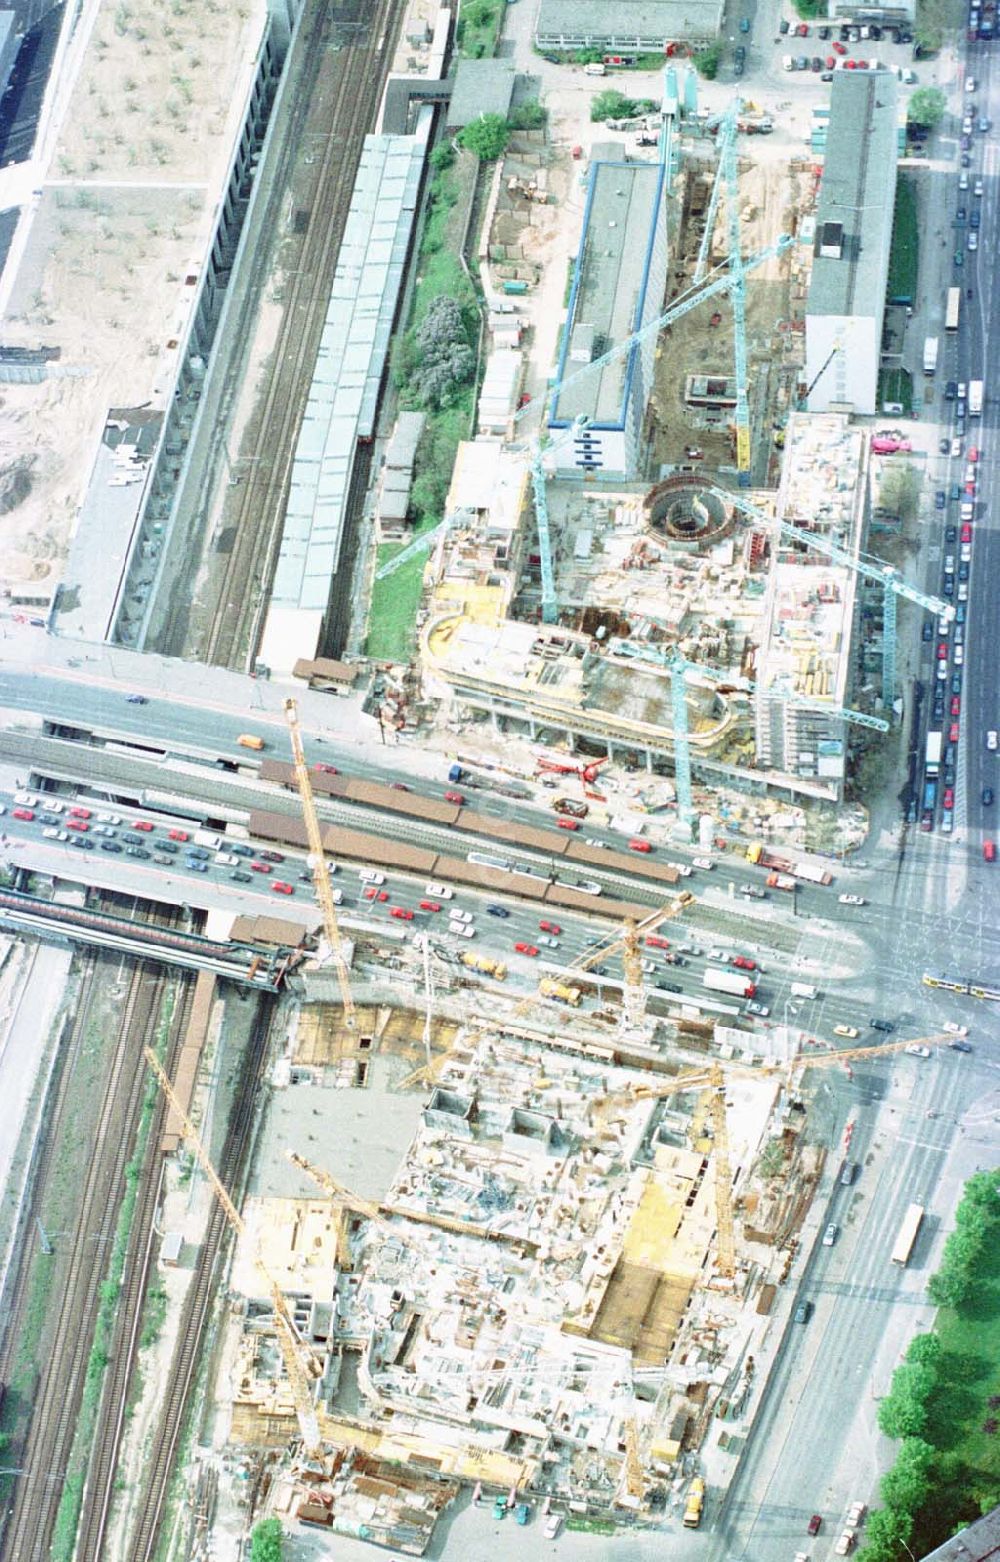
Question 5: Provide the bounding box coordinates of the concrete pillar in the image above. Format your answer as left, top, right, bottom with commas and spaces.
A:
645, 748, 653, 772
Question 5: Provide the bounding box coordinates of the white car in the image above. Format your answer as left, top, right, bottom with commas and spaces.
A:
692, 856, 714, 870
42, 827, 67, 840
583, 837, 606, 848
450, 908, 473, 923
543, 1515, 562, 1540
449, 922, 475, 938
425, 881, 453, 898
969, 231, 979, 251
834, 1024, 859, 1039
835, 1532, 856, 1556
14, 791, 38, 807
955, 644, 965, 665
974, 178, 984, 197
967, 75, 977, 91
96, 811, 122, 824
538, 934, 560, 948
988, 730, 998, 751
838, 894, 866, 906
905, 1043, 932, 1058
823, 1222, 839, 1246
943, 1021, 969, 1036
668, 860, 693, 876
359, 869, 385, 885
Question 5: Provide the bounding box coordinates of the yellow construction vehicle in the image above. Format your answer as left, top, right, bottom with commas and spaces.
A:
460, 951, 508, 981
539, 977, 582, 1007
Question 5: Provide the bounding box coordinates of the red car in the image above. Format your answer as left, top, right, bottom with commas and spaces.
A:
132, 819, 154, 832
833, 38, 847, 51
168, 828, 189, 842
646, 934, 670, 949
251, 861, 272, 874
732, 955, 757, 971
961, 523, 973, 542
539, 920, 562, 934
258, 850, 284, 863
943, 788, 955, 810
515, 942, 540, 957
68, 805, 91, 819
937, 642, 948, 659
65, 818, 89, 832
390, 782, 410, 792
808, 1516, 822, 1537
272, 881, 294, 895
985, 841, 996, 862
628, 838, 652, 852
949, 722, 960, 743
951, 696, 961, 716
825, 54, 836, 66
390, 907, 414, 920
968, 446, 980, 463
444, 790, 465, 804
364, 886, 389, 901
795, 20, 809, 33
419, 900, 442, 912
557, 819, 579, 830
313, 763, 339, 774
966, 480, 977, 495
12, 808, 34, 821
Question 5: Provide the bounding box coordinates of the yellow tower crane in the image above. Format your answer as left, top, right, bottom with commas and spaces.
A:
144, 1047, 324, 1456
283, 697, 356, 1029
571, 893, 695, 1032
286, 1149, 397, 1271
593, 1031, 955, 1279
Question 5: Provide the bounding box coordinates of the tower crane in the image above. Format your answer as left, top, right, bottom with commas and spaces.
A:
569, 893, 696, 1034
514, 233, 793, 624
283, 698, 356, 1028
591, 1031, 954, 1280
144, 1047, 324, 1455
604, 637, 888, 833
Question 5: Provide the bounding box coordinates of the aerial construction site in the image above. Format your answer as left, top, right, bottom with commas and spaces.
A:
0, 0, 992, 1557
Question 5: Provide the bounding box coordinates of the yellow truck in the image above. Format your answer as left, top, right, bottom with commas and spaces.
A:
237, 733, 266, 751
539, 977, 582, 1007
683, 1477, 705, 1529
460, 952, 507, 981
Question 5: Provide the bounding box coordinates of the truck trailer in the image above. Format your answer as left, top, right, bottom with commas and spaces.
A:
923, 336, 939, 374
745, 843, 833, 885
925, 730, 943, 778
704, 967, 757, 999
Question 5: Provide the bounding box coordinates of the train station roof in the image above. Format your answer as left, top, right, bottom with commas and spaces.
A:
260, 122, 430, 674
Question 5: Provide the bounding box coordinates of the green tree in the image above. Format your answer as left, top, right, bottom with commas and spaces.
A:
954, 1171, 1000, 1224
589, 89, 634, 122
694, 42, 723, 79
904, 1333, 942, 1369
880, 1438, 936, 1513
508, 99, 547, 129
908, 86, 947, 128
430, 143, 455, 172
877, 1362, 936, 1439
457, 113, 509, 160
250, 1518, 284, 1562
859, 1504, 915, 1562
877, 462, 921, 522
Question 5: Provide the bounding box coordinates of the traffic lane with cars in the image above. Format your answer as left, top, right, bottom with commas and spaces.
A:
716, 1053, 976, 1562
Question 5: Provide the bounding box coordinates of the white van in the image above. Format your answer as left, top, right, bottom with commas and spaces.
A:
791, 981, 819, 999
359, 869, 385, 884
584, 61, 606, 74
425, 881, 453, 899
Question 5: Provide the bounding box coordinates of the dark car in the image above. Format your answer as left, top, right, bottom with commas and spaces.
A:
950, 1039, 973, 1053
186, 859, 209, 874
779, 15, 790, 31
971, 209, 981, 229
946, 523, 957, 541
935, 491, 946, 510
70, 837, 94, 849
945, 380, 958, 400
126, 694, 148, 704
955, 206, 967, 225
871, 1018, 894, 1033
656, 980, 683, 993
187, 845, 210, 860
818, 23, 831, 37
811, 54, 822, 68
100, 840, 123, 853
230, 843, 255, 857
230, 870, 252, 883
808, 1515, 823, 1535
486, 904, 510, 917
734, 44, 746, 72
984, 788, 994, 805
840, 1161, 859, 1185
125, 846, 151, 859
258, 849, 284, 863
795, 1301, 814, 1324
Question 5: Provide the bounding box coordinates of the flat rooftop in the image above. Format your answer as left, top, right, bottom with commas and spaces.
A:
806, 70, 898, 322
551, 159, 664, 428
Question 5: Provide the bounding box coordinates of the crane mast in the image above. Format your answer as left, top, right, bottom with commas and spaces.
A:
283, 698, 356, 1027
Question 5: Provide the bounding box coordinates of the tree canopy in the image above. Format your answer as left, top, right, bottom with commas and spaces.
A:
250, 1518, 284, 1562
908, 87, 947, 128
457, 113, 510, 160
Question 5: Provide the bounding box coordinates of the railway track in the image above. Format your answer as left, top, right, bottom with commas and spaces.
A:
201, 0, 399, 674
125, 997, 274, 1562
0, 962, 192, 1562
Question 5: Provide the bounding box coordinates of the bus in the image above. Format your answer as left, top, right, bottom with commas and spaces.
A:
923, 972, 1000, 1001
891, 1203, 924, 1266
945, 287, 961, 332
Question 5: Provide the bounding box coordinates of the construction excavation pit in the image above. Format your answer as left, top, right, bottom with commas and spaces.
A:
645, 473, 733, 547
